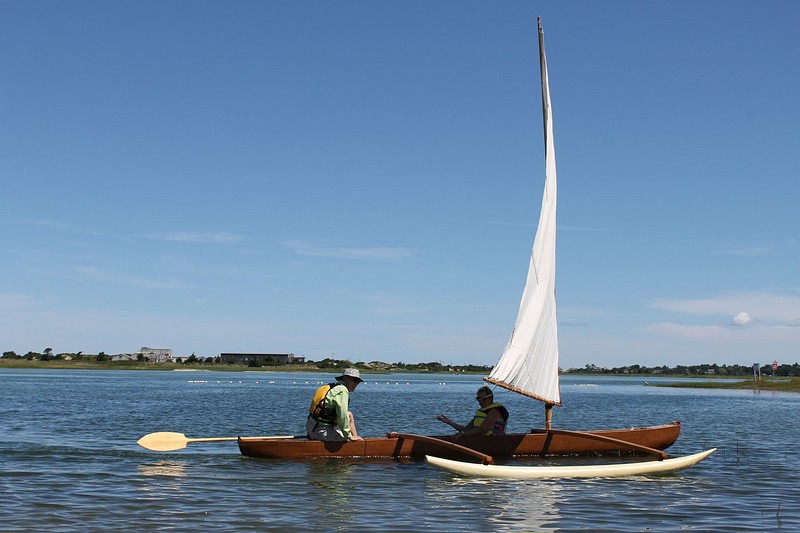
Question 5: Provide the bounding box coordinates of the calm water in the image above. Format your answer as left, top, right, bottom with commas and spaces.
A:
1, 369, 798, 532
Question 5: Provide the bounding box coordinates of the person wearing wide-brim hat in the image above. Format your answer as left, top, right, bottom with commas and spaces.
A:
306, 368, 365, 442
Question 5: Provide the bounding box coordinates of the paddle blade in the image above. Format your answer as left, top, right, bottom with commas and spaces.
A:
137, 432, 189, 452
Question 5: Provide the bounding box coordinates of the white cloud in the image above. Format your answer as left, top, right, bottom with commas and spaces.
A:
74, 266, 190, 289
147, 232, 243, 244
0, 292, 39, 310
282, 240, 416, 261
650, 291, 800, 326
0, 294, 503, 364
732, 312, 755, 326
20, 219, 243, 245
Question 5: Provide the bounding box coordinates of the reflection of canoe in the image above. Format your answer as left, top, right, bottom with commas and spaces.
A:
425, 448, 716, 478
237, 421, 680, 460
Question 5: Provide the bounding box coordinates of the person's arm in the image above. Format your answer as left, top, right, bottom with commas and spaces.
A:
436, 414, 467, 432
330, 386, 352, 439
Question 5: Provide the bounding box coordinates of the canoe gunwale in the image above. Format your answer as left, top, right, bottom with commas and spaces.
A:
237, 421, 681, 460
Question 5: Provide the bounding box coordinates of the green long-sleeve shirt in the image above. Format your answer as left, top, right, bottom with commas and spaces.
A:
324, 380, 352, 439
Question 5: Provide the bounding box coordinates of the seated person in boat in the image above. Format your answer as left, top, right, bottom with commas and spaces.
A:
436, 386, 509, 438
306, 368, 364, 442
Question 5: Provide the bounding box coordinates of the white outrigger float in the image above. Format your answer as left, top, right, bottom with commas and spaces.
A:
423, 18, 715, 479
426, 448, 716, 479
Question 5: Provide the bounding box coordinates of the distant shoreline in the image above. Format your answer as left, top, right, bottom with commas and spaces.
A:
645, 378, 799, 393
2, 360, 796, 392
0, 360, 488, 375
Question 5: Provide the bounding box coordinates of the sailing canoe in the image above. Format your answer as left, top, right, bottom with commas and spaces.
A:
237, 421, 680, 460
425, 447, 716, 478
238, 21, 695, 465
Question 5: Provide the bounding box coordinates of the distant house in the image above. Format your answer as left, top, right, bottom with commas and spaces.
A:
111, 354, 137, 362
139, 347, 173, 363
219, 352, 305, 365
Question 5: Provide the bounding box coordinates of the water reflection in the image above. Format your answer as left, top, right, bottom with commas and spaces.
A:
136, 460, 191, 500
138, 461, 188, 478
304, 460, 355, 530
423, 474, 562, 529
3, 370, 799, 531
484, 478, 560, 529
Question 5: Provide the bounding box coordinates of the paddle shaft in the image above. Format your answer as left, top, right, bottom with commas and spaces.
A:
186, 436, 300, 443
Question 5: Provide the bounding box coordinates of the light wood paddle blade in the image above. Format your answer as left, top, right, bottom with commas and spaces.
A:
137, 431, 300, 452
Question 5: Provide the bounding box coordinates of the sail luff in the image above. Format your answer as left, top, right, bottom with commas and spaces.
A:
486, 17, 560, 407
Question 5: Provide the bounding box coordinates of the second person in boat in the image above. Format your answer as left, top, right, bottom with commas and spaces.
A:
436, 386, 509, 438
306, 368, 364, 442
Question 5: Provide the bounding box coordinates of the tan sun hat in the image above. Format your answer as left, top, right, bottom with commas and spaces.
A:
337, 368, 365, 383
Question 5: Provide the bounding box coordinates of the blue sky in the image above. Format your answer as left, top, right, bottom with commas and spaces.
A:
2, 1, 798, 369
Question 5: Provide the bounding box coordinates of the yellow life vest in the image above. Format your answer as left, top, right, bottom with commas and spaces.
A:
470, 402, 509, 436
309, 382, 343, 424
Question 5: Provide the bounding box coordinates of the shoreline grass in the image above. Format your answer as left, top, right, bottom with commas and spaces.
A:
648, 377, 800, 393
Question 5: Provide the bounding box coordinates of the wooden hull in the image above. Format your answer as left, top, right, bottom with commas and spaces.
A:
237, 421, 681, 460
425, 448, 715, 478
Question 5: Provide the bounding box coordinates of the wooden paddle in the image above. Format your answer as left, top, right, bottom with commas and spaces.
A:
137, 431, 303, 452
389, 432, 495, 464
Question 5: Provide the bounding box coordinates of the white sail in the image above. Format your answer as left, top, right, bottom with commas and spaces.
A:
485, 18, 560, 407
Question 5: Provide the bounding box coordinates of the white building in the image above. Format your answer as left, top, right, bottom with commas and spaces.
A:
139, 347, 173, 363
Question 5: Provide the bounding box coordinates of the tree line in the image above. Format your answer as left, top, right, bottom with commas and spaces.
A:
571, 362, 799, 377
0, 350, 492, 373
3, 350, 796, 376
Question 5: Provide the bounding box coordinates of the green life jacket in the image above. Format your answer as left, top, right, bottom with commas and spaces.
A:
308, 382, 345, 424
470, 402, 509, 436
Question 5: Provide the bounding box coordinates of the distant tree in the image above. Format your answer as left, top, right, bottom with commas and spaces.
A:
137, 353, 144, 362
96, 352, 109, 362
2, 351, 19, 359
185, 354, 199, 364
44, 347, 53, 356
315, 358, 352, 369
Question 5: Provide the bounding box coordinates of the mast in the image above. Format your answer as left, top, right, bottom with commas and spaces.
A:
537, 16, 557, 431
485, 16, 560, 430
